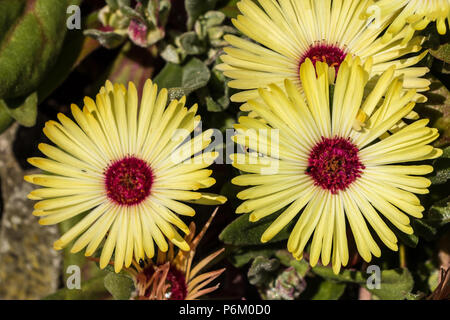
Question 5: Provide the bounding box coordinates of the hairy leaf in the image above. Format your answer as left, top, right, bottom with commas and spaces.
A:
248, 256, 280, 286
0, 91, 37, 127
0, 0, 78, 99
44, 274, 109, 300
154, 58, 210, 100
103, 272, 135, 300
430, 146, 450, 185
185, 0, 217, 29
311, 281, 346, 300
430, 42, 450, 64
428, 196, 450, 226
0, 101, 14, 133
313, 266, 414, 300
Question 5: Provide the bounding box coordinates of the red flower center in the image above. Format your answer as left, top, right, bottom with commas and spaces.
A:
299, 44, 347, 73
165, 267, 188, 300
104, 157, 153, 206
306, 137, 364, 194
143, 265, 188, 300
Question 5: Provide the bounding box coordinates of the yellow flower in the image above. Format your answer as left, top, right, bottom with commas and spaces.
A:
128, 208, 225, 300
231, 56, 441, 274
217, 0, 430, 103
375, 0, 450, 43
25, 80, 226, 273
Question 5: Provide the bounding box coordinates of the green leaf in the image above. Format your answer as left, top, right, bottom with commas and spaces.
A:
428, 196, 450, 226
153, 60, 182, 88
395, 229, 419, 248
290, 260, 310, 278
103, 272, 135, 300
203, 10, 226, 28
219, 0, 240, 18
179, 31, 206, 55
118, 0, 131, 8
219, 211, 295, 246
185, 0, 217, 29
119, 4, 142, 21
146, 0, 160, 26
105, 0, 120, 11
312, 266, 366, 284
311, 281, 346, 300
181, 58, 211, 90
411, 218, 437, 241
405, 292, 427, 300
0, 101, 14, 134
387, 218, 419, 248
0, 91, 38, 127
0, 0, 78, 100
312, 266, 414, 300
160, 44, 181, 64
83, 29, 126, 49
206, 96, 224, 112
428, 269, 440, 292
154, 58, 211, 100
421, 76, 450, 148
44, 274, 109, 300
228, 243, 283, 268
106, 0, 132, 11
430, 42, 450, 64
430, 146, 450, 185
275, 250, 295, 267
247, 256, 280, 286
207, 26, 226, 41
204, 67, 230, 112
229, 248, 271, 268
275, 250, 309, 277
368, 268, 414, 300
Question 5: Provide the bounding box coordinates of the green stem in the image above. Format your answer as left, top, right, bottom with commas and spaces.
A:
399, 244, 406, 268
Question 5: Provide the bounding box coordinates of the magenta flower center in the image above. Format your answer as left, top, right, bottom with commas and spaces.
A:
105, 157, 153, 206
128, 19, 148, 47
306, 137, 364, 194
165, 267, 188, 300
299, 44, 347, 73
143, 265, 188, 300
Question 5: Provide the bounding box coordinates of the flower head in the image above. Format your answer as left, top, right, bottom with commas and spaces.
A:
231, 56, 442, 274
25, 79, 226, 273
217, 0, 430, 103
375, 0, 450, 43
129, 208, 225, 300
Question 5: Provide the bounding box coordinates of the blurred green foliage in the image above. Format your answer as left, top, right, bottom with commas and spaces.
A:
0, 0, 82, 132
